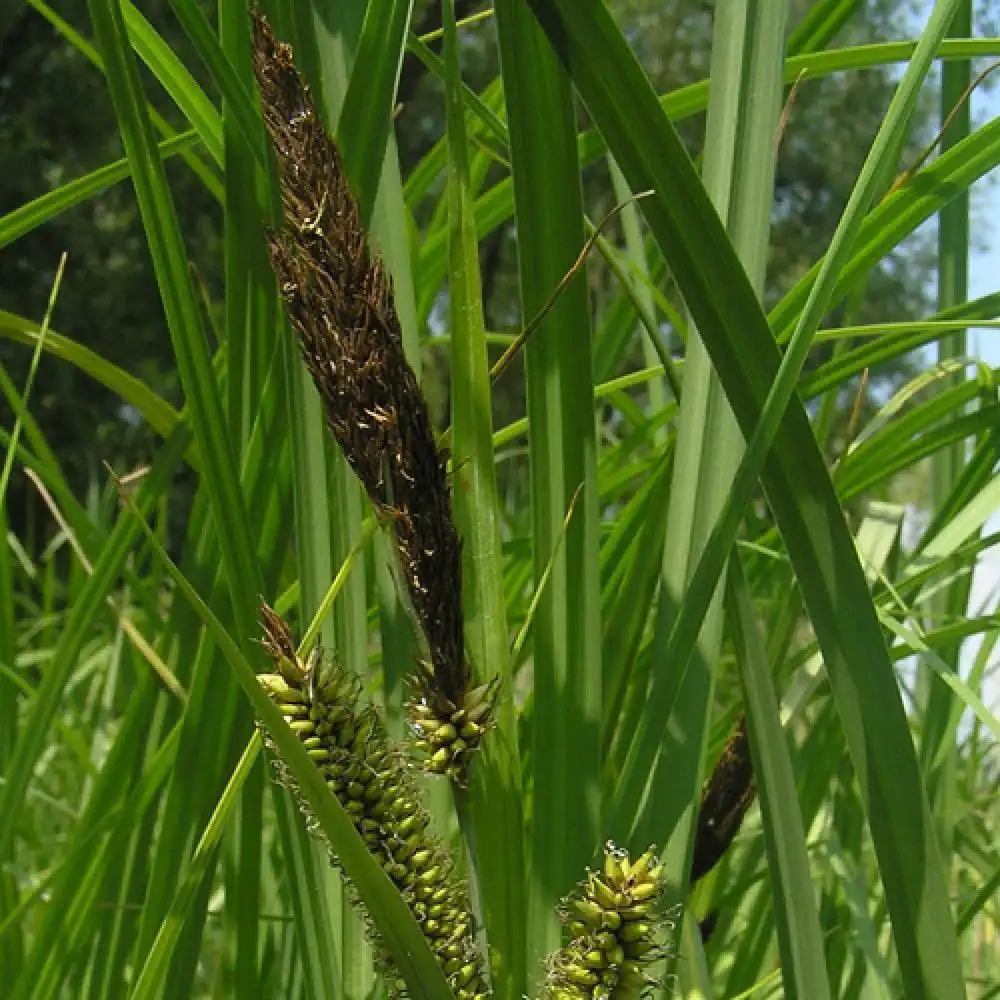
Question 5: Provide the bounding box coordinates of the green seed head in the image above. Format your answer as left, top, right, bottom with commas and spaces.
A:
408, 673, 499, 784
545, 842, 673, 1000
256, 603, 489, 1000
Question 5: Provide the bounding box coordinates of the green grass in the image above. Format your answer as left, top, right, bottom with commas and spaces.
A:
1, 1, 999, 998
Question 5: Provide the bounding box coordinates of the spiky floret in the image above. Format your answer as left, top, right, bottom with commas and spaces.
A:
408, 669, 498, 783
545, 843, 672, 1000
257, 605, 489, 1000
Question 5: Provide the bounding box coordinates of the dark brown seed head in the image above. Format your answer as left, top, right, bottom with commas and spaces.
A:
252, 12, 496, 781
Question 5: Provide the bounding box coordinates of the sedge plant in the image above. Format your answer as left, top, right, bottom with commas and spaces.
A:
0, 1, 999, 999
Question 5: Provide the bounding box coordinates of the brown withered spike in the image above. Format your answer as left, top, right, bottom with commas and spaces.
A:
689, 716, 756, 884
251, 12, 468, 707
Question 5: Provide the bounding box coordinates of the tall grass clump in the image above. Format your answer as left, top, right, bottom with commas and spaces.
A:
1, 1, 999, 999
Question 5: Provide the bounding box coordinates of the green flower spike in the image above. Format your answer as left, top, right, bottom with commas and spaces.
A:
408, 670, 499, 783
257, 604, 489, 1000
546, 843, 672, 1000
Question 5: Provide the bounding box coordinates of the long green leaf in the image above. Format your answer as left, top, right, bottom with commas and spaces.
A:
0, 311, 188, 460
88, 0, 261, 633
521, 2, 966, 995
922, 0, 973, 859
633, 0, 784, 896
130, 734, 263, 1000
167, 0, 272, 172
494, 0, 599, 988
730, 557, 830, 1000
27, 0, 222, 195
120, 0, 224, 165
338, 0, 414, 222
0, 132, 202, 250
443, 7, 526, 1000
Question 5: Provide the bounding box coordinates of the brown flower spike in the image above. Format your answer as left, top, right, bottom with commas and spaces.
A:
257, 605, 489, 1000
690, 716, 755, 884
251, 12, 495, 780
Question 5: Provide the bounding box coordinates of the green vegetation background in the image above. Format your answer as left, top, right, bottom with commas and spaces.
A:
0, 0, 946, 530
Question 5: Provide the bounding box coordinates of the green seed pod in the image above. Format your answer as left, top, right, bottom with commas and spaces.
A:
431, 723, 458, 745
622, 939, 658, 961
327, 706, 352, 727
617, 921, 651, 943
627, 849, 656, 882
565, 967, 599, 988
618, 902, 655, 921
604, 847, 626, 883
387, 861, 408, 883
588, 877, 620, 911
410, 848, 434, 869
459, 721, 483, 740
455, 963, 479, 987
544, 842, 672, 1000
390, 796, 415, 817
606, 945, 625, 966
393, 836, 418, 861
352, 712, 376, 751
257, 673, 300, 701
570, 899, 606, 927
627, 881, 659, 903
614, 963, 648, 989
416, 865, 443, 887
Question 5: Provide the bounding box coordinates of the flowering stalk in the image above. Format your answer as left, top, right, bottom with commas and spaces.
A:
251, 10, 494, 782
545, 844, 671, 1000
691, 716, 755, 884
257, 604, 488, 1000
